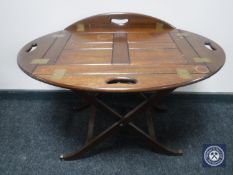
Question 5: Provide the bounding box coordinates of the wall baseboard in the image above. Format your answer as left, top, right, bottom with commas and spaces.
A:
0, 90, 233, 102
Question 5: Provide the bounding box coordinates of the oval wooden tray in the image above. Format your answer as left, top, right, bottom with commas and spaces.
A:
18, 13, 225, 92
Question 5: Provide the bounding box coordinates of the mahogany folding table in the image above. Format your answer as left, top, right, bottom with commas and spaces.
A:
17, 13, 225, 160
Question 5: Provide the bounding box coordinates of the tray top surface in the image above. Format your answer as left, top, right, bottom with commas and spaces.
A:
18, 13, 225, 92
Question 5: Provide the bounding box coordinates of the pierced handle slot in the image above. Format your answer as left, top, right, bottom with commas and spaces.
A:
26, 43, 37, 53
111, 18, 129, 26
106, 77, 137, 84
204, 42, 216, 51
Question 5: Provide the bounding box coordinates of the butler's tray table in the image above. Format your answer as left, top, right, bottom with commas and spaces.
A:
17, 13, 225, 160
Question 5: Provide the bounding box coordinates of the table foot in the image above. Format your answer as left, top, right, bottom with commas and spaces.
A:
146, 137, 183, 156
60, 152, 86, 160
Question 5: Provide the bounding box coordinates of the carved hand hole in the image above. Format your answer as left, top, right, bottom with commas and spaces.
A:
205, 42, 216, 51
106, 77, 137, 84
111, 19, 128, 26
26, 43, 37, 52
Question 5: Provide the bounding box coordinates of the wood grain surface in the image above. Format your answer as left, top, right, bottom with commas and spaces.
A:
17, 13, 225, 93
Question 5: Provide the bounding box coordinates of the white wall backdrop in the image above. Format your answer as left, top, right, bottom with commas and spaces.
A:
0, 0, 232, 92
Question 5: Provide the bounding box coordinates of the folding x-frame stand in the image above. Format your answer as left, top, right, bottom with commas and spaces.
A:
60, 89, 183, 160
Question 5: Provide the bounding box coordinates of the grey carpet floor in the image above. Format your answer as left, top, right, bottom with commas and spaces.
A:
0, 91, 232, 175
